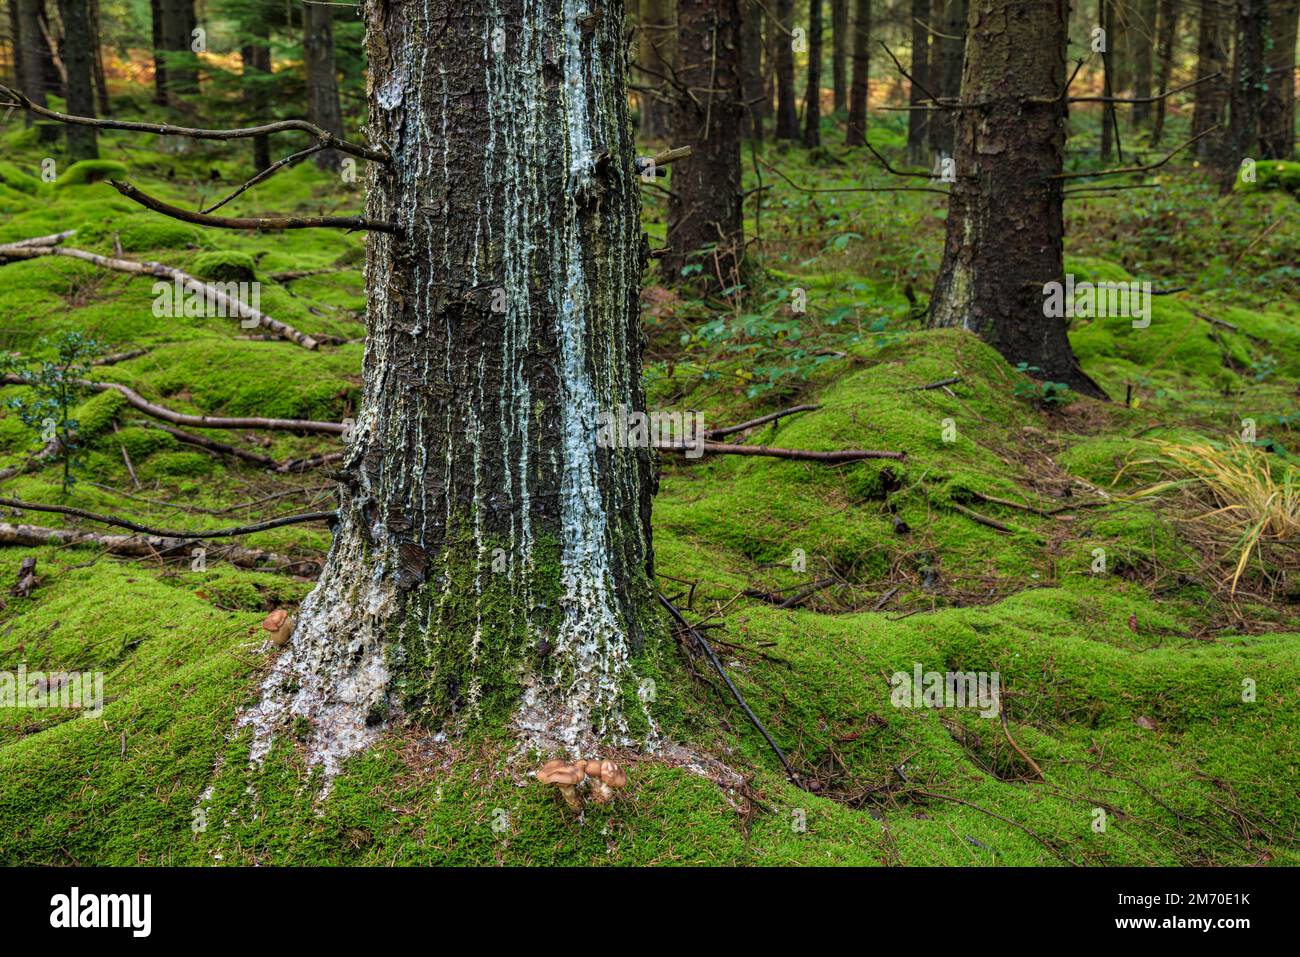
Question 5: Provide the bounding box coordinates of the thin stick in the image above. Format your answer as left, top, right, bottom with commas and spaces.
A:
657, 591, 801, 784
200, 143, 326, 214
0, 496, 336, 539
706, 404, 820, 438
1068, 72, 1220, 104
1053, 127, 1217, 180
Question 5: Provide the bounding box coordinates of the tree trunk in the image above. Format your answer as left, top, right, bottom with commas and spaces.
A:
303, 3, 345, 171
637, 0, 674, 139
928, 0, 965, 159
88, 0, 109, 114
803, 0, 823, 147
1099, 0, 1117, 162
15, 0, 49, 110
1221, 0, 1268, 188
1192, 0, 1231, 162
149, 0, 167, 104
775, 0, 798, 138
246, 0, 658, 768
929, 0, 1104, 400
1260, 0, 1298, 159
906, 0, 930, 162
159, 0, 198, 95
845, 0, 870, 146
666, 0, 745, 285
1130, 0, 1156, 126
831, 0, 847, 112
741, 0, 765, 140
241, 33, 272, 172
1151, 0, 1178, 145
7, 0, 24, 90
54, 0, 98, 160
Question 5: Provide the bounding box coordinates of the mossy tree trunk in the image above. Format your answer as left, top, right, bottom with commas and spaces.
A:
303, 3, 345, 171
802, 0, 823, 147
665, 0, 745, 285
1259, 0, 1296, 159
844, 0, 869, 146
928, 0, 1105, 400
775, 0, 799, 138
247, 0, 657, 771
55, 0, 98, 160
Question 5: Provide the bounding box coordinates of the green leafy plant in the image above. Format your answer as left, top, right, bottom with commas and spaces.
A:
1013, 363, 1073, 407
0, 331, 104, 492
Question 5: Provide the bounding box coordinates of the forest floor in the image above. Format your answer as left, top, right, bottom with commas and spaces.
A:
0, 99, 1297, 865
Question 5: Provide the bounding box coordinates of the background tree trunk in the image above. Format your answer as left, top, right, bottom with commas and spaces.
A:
803, 0, 823, 146
845, 0, 870, 145
928, 0, 965, 159
775, 0, 798, 138
248, 0, 657, 767
831, 0, 847, 112
1192, 0, 1231, 162
149, 0, 166, 104
1130, 0, 1156, 127
303, 3, 344, 171
929, 0, 1104, 399
906, 0, 929, 163
15, 0, 48, 110
1151, 0, 1178, 145
1221, 0, 1268, 188
666, 0, 744, 285
159, 0, 197, 95
637, 0, 674, 139
1259, 0, 1298, 159
88, 0, 109, 114
1100, 0, 1117, 162
741, 0, 765, 140
54, 0, 97, 160
241, 30, 272, 172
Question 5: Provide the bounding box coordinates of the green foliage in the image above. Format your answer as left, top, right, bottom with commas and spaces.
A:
54, 160, 129, 188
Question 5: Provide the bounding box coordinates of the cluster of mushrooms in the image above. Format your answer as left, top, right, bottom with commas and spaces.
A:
536, 759, 628, 811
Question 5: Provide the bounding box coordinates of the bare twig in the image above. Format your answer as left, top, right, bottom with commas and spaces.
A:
0, 496, 336, 539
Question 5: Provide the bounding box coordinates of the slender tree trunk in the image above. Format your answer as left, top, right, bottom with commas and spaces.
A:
930, 0, 1104, 400
1260, 0, 1298, 158
54, 0, 97, 160
831, 0, 847, 112
1192, 0, 1231, 162
803, 0, 823, 146
775, 0, 798, 138
241, 32, 272, 172
1130, 0, 1156, 126
88, 0, 109, 114
1151, 0, 1178, 145
666, 0, 744, 285
247, 0, 657, 767
15, 0, 47, 113
1100, 0, 1117, 162
906, 0, 929, 163
845, 0, 870, 146
303, 3, 345, 171
36, 0, 60, 96
8, 0, 24, 90
928, 0, 965, 159
637, 0, 674, 139
1221, 0, 1268, 188
741, 0, 765, 140
149, 0, 167, 104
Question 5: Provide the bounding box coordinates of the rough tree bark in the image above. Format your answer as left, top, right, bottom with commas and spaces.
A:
1130, 0, 1156, 126
14, 0, 49, 113
775, 0, 799, 138
845, 0, 869, 146
831, 0, 847, 112
244, 0, 658, 772
906, 0, 929, 163
928, 0, 965, 159
1221, 0, 1268, 188
1260, 0, 1298, 159
929, 0, 1105, 399
159, 0, 197, 95
303, 3, 345, 171
803, 0, 823, 147
741, 0, 765, 140
1151, 0, 1178, 145
637, 0, 674, 139
1192, 0, 1231, 162
54, 0, 98, 160
666, 0, 745, 285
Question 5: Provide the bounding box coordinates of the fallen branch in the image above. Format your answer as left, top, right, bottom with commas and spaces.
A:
0, 244, 322, 350
906, 375, 961, 391
110, 180, 401, 235
0, 230, 76, 252
0, 522, 321, 575
693, 441, 904, 462
135, 421, 279, 469
0, 496, 336, 539
1000, 701, 1046, 782
706, 404, 820, 439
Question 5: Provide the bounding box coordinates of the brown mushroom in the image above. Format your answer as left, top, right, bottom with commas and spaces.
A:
587, 759, 628, 803
261, 609, 294, 646
536, 759, 587, 810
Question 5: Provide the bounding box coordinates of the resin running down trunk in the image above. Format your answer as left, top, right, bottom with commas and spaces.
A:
244, 0, 657, 776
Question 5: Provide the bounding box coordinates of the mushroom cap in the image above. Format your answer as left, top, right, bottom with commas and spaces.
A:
262, 609, 289, 632
598, 760, 627, 789
536, 759, 586, 786
583, 760, 603, 777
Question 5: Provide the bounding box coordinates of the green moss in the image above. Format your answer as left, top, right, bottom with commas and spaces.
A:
54, 160, 129, 188
191, 251, 257, 283
0, 161, 42, 196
